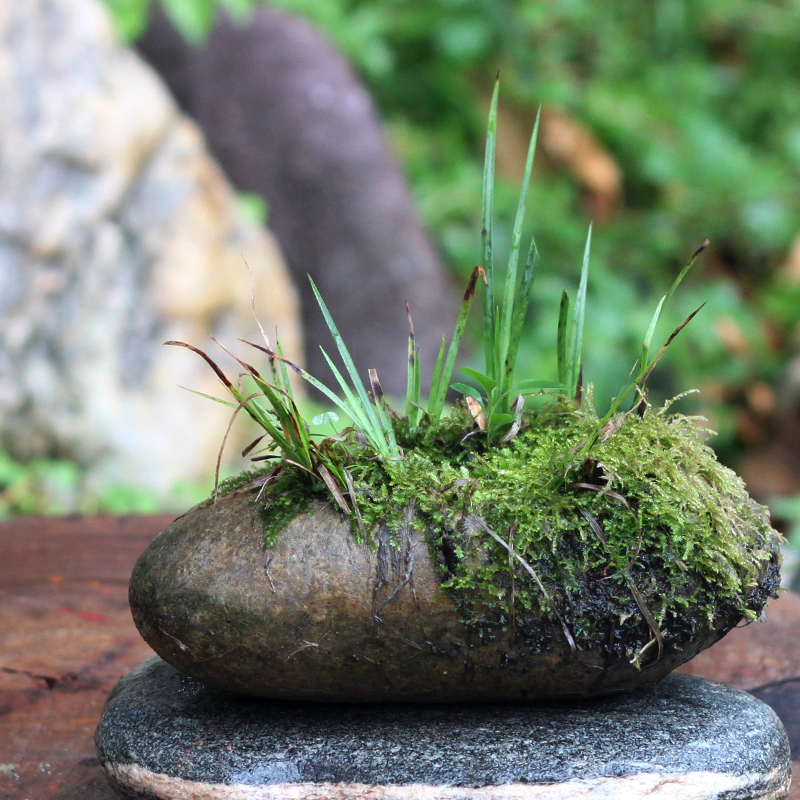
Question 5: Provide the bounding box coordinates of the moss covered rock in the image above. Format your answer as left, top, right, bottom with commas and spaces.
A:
129, 405, 781, 701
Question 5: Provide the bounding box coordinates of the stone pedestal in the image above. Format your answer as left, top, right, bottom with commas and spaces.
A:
96, 657, 791, 800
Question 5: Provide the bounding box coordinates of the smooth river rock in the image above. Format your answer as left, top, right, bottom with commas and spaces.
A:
96, 657, 791, 800
128, 491, 779, 702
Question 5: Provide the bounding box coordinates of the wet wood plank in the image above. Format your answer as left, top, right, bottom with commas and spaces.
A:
0, 514, 172, 800
677, 589, 800, 689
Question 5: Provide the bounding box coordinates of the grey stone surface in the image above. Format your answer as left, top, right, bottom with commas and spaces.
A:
96, 657, 791, 799
0, 0, 301, 501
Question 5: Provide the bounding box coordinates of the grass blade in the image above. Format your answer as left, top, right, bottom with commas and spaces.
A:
640, 239, 709, 374
638, 303, 706, 387
499, 108, 540, 389
167, 340, 284, 435
505, 237, 539, 387
412, 324, 421, 423
317, 463, 351, 514
405, 305, 421, 426
665, 239, 709, 307
242, 434, 266, 458
428, 336, 447, 418
275, 332, 294, 401
557, 290, 570, 388
368, 369, 399, 454
165, 341, 234, 389
240, 339, 369, 442
482, 78, 499, 378
428, 265, 486, 422
460, 366, 497, 395
178, 386, 237, 408
318, 347, 380, 445
568, 224, 592, 396
640, 295, 666, 371
451, 382, 483, 401
209, 336, 309, 458
309, 278, 385, 443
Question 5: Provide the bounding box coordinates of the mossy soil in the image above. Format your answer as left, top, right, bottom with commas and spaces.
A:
219, 401, 780, 666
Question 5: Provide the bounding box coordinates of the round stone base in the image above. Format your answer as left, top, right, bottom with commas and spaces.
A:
96, 657, 791, 800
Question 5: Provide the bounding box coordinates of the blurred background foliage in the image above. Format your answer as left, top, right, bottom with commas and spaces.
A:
10, 0, 800, 519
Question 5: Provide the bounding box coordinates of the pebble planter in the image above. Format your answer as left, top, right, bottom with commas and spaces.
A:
129, 487, 781, 702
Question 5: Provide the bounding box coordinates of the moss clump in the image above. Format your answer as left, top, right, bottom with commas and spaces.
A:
217, 467, 322, 544
238, 400, 780, 665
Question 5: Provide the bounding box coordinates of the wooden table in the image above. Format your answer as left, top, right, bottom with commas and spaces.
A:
1, 513, 799, 799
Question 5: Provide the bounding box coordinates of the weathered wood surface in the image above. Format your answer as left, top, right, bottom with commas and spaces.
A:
676, 589, 800, 689
0, 514, 171, 799
1, 513, 799, 799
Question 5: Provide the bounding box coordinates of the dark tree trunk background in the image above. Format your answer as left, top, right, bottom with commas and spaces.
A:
137, 4, 459, 397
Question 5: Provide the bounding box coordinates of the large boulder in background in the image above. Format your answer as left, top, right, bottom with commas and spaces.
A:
0, 0, 302, 502
137, 5, 459, 397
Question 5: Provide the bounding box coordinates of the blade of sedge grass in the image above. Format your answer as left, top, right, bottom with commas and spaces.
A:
242, 434, 266, 458
475, 516, 576, 652
250, 373, 314, 462
412, 331, 421, 425
406, 305, 421, 426
214, 393, 257, 499
318, 347, 383, 448
344, 468, 368, 542
244, 387, 312, 469
275, 332, 294, 401
586, 306, 705, 455
214, 391, 305, 497
309, 278, 384, 440
210, 336, 306, 455
316, 463, 350, 514
165, 341, 234, 389
429, 265, 485, 423
217, 391, 307, 492
665, 239, 709, 307
640, 295, 666, 373
506, 237, 539, 387
178, 386, 237, 408
428, 335, 447, 420
167, 341, 281, 435
557, 291, 570, 388
594, 361, 642, 435
640, 240, 708, 374
499, 108, 540, 389
638, 303, 705, 387
568, 225, 592, 395
482, 78, 499, 379
241, 339, 371, 447
580, 509, 663, 659
451, 382, 482, 401
460, 366, 497, 394
368, 369, 399, 454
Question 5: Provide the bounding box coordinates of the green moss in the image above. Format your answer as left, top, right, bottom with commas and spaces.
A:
229, 400, 780, 662
217, 466, 324, 546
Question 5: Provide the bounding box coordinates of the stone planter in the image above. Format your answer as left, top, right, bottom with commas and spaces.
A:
129, 484, 781, 702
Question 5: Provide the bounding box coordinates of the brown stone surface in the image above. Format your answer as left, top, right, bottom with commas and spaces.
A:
130, 492, 778, 702
2, 512, 800, 798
